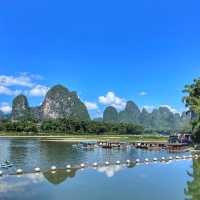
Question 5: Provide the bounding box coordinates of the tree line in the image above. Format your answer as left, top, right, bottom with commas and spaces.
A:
0, 118, 144, 135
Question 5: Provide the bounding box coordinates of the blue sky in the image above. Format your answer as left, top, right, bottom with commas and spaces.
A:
0, 0, 200, 117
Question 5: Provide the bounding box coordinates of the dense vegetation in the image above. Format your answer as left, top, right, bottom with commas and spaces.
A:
0, 118, 144, 135
183, 78, 200, 143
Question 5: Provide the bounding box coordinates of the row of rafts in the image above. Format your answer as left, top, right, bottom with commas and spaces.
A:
0, 154, 199, 177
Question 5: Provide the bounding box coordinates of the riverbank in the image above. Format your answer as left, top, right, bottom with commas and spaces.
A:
0, 132, 168, 142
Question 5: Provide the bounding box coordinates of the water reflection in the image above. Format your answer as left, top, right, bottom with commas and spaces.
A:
0, 138, 190, 174
9, 139, 29, 165
43, 168, 77, 185
43, 163, 134, 184
97, 163, 136, 178
185, 158, 200, 200
0, 159, 199, 200
97, 165, 124, 178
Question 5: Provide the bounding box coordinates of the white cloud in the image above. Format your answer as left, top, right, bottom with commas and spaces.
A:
0, 86, 13, 95
139, 91, 148, 96
0, 86, 21, 96
29, 84, 49, 97
142, 105, 155, 113
0, 73, 48, 97
0, 102, 12, 113
84, 101, 98, 110
98, 91, 126, 110
142, 104, 179, 114
160, 105, 178, 114
0, 74, 34, 87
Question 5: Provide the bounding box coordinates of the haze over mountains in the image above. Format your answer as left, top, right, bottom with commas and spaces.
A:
7, 84, 190, 131
102, 101, 190, 130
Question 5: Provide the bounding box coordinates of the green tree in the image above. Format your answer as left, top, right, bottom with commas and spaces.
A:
183, 78, 200, 143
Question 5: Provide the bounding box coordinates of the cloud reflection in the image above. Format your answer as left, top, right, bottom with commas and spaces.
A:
97, 165, 124, 178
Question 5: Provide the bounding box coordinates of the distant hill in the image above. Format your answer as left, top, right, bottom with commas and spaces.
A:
103, 101, 191, 131
0, 111, 4, 119
0, 110, 11, 120
10, 85, 190, 131
11, 84, 90, 121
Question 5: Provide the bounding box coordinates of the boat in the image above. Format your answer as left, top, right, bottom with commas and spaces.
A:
72, 141, 98, 149
99, 141, 129, 149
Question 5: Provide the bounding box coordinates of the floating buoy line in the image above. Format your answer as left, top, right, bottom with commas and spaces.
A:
0, 154, 199, 177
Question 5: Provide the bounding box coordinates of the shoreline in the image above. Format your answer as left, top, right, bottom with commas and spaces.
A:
0, 134, 168, 142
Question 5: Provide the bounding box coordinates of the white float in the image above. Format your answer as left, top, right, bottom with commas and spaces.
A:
51, 166, 57, 171
169, 156, 173, 160
35, 167, 40, 173
16, 169, 23, 174
105, 161, 110, 165
93, 162, 98, 167
0, 171, 3, 176
126, 160, 131, 164
116, 161, 120, 165
161, 157, 166, 161
145, 158, 149, 162
80, 163, 85, 168
66, 165, 71, 169
136, 159, 140, 163
153, 158, 158, 162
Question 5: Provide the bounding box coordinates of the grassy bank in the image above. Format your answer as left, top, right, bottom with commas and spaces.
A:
0, 132, 168, 142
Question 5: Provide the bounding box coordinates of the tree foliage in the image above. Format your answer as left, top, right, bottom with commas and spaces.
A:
0, 118, 144, 135
183, 78, 200, 143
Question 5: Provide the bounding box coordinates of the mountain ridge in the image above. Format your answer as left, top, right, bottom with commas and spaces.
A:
103, 101, 191, 131
11, 84, 90, 121
9, 84, 190, 131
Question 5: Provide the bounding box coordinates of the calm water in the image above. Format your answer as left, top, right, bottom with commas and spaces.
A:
0, 138, 199, 200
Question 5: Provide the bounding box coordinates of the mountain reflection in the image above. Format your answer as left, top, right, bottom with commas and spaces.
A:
185, 158, 200, 200
42, 163, 136, 184
43, 168, 78, 185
